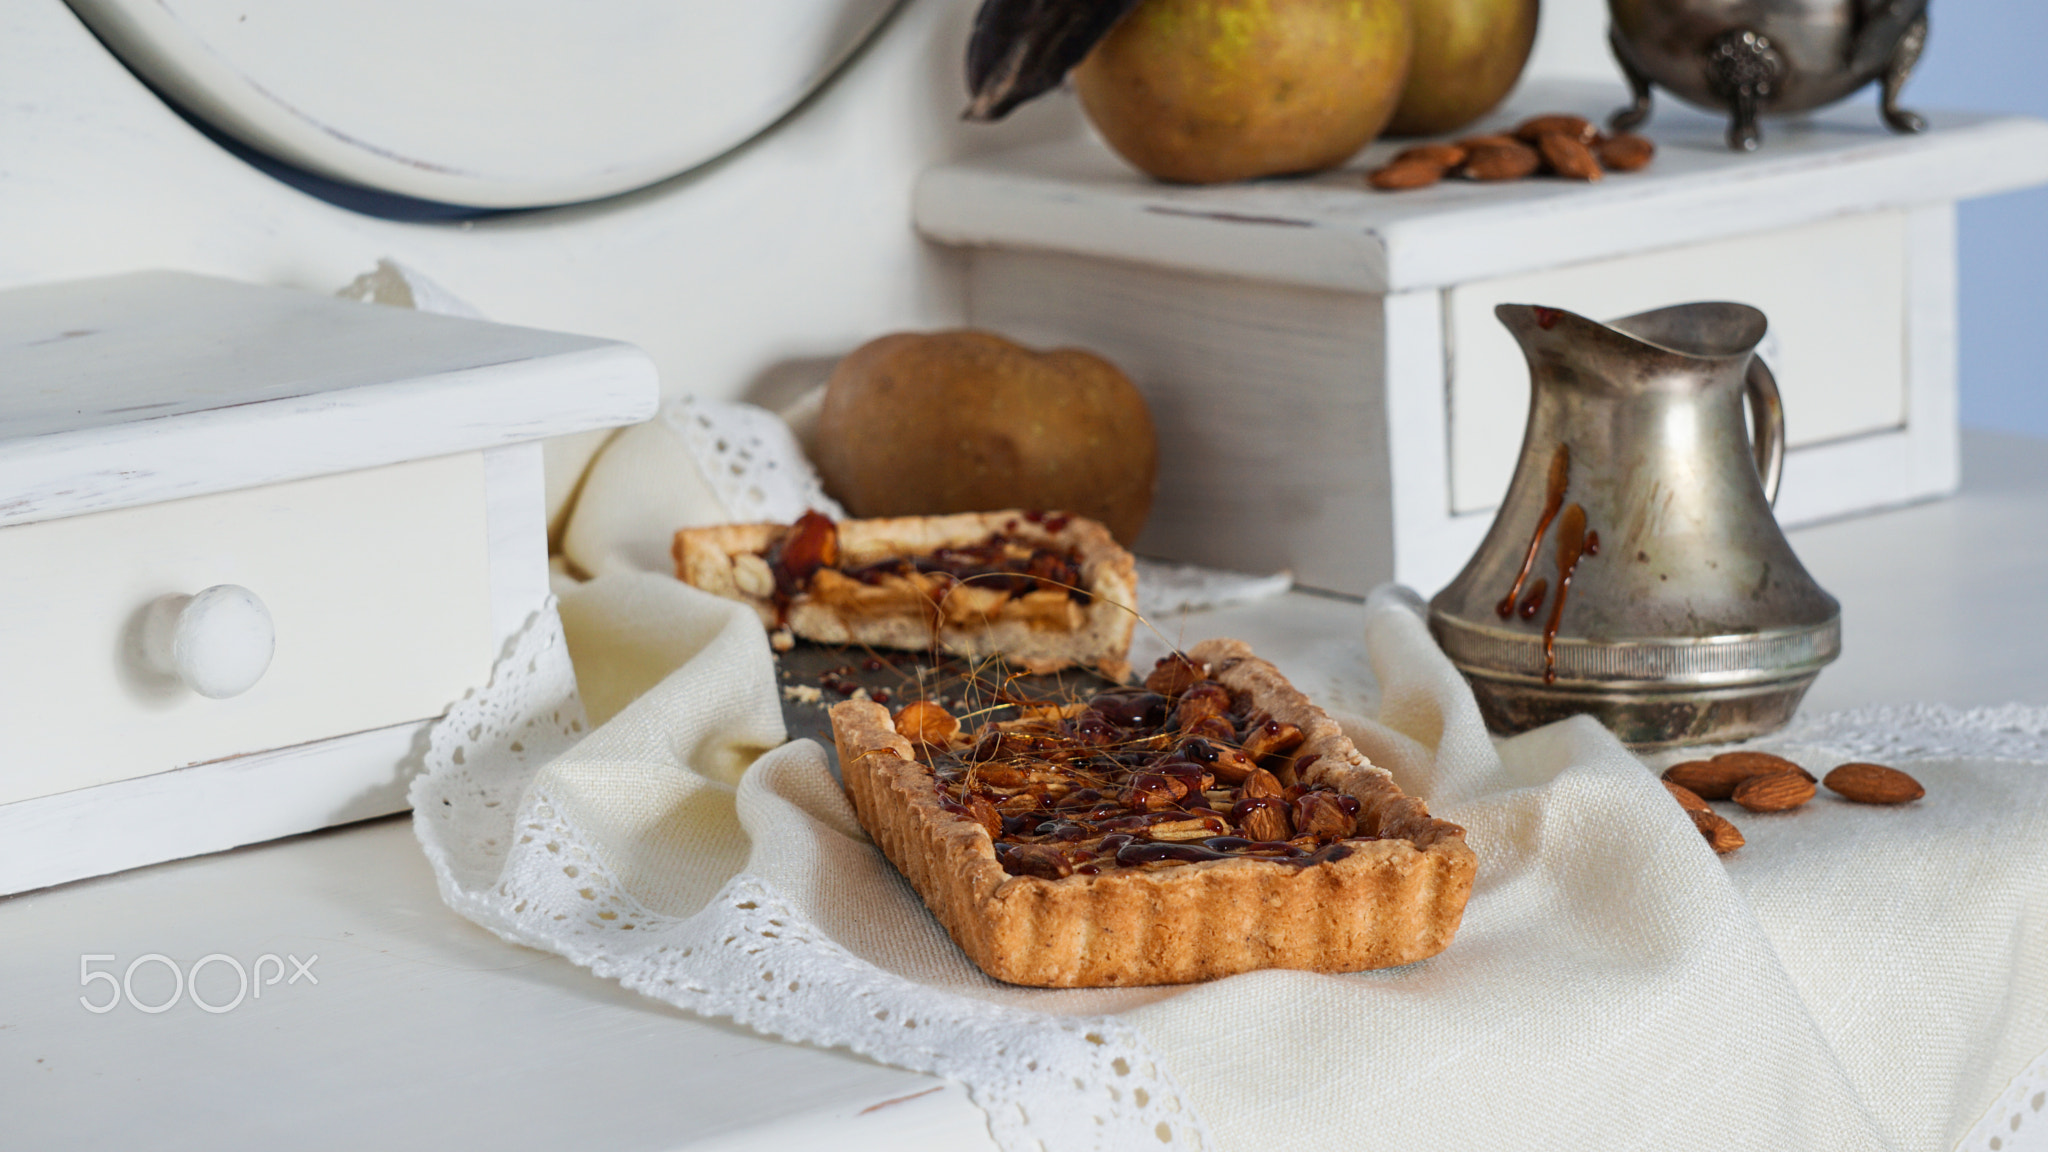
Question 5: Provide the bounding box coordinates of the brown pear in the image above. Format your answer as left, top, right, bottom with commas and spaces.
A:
1387, 0, 1539, 137
1072, 0, 1412, 185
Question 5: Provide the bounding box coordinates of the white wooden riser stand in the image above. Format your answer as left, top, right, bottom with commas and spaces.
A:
920, 82, 2048, 596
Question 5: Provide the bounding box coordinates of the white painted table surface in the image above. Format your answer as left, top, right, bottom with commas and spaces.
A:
2, 429, 2042, 1151
916, 80, 2048, 296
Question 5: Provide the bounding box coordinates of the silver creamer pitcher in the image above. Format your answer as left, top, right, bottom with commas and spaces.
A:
1428, 302, 1839, 749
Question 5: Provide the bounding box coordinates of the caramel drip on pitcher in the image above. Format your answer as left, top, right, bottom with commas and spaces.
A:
1542, 505, 1596, 684
1497, 444, 1571, 618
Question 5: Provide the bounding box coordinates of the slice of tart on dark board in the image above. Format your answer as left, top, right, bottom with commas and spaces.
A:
676, 509, 1136, 681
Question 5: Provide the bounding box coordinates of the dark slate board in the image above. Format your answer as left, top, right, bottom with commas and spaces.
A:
773, 642, 1120, 782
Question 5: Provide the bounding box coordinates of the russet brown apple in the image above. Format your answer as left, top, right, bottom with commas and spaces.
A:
814, 331, 1157, 545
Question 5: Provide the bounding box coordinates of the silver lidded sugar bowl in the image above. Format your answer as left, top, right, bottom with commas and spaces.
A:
1607, 0, 1929, 150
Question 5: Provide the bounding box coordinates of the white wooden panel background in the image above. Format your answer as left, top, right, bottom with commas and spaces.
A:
64, 0, 904, 207
0, 452, 494, 806
0, 0, 1081, 437
964, 249, 1393, 592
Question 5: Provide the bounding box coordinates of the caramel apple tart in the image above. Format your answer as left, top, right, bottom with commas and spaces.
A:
675, 509, 1136, 680
830, 638, 1476, 987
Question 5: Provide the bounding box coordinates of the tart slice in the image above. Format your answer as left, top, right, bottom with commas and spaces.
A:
830, 638, 1476, 987
675, 509, 1136, 680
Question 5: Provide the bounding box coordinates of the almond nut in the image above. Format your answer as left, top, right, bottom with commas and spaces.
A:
1292, 792, 1356, 840
1146, 817, 1225, 842
1368, 159, 1445, 191
1823, 762, 1926, 804
1690, 808, 1745, 854
1241, 767, 1285, 799
1537, 132, 1603, 181
1663, 779, 1711, 815
1731, 770, 1816, 813
1241, 719, 1306, 762
1394, 143, 1468, 168
998, 842, 1071, 879
1461, 141, 1541, 181
1712, 750, 1815, 783
1515, 114, 1598, 144
1662, 759, 1753, 801
965, 793, 1003, 839
1238, 801, 1293, 843
1144, 654, 1208, 697
1598, 133, 1656, 172
893, 700, 959, 746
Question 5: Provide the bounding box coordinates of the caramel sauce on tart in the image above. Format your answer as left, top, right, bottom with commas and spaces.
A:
762, 510, 1092, 626
900, 654, 1376, 881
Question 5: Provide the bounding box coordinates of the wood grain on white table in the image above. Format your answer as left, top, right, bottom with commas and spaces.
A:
2, 431, 2040, 1150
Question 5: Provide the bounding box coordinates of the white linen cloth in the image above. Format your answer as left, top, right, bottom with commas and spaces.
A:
412, 579, 2048, 1152
362, 267, 2048, 1151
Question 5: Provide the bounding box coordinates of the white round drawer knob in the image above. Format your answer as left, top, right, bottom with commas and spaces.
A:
141, 585, 276, 699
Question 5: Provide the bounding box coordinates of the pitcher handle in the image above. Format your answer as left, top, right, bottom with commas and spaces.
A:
1746, 356, 1785, 506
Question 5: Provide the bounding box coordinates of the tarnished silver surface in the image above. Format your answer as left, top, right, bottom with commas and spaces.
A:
1428, 302, 1840, 750
1608, 0, 1929, 149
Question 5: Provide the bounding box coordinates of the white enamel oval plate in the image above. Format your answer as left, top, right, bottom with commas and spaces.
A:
68, 0, 905, 208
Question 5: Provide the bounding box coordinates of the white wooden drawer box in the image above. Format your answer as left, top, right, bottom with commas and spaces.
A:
0, 272, 657, 894
915, 82, 2048, 596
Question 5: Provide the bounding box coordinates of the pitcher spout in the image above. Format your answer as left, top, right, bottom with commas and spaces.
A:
1495, 301, 1768, 367
1605, 301, 1768, 362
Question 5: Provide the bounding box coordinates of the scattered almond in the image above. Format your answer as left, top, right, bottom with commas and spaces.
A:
1598, 133, 1656, 171
1663, 779, 1711, 815
1690, 808, 1745, 854
1369, 158, 1446, 190
1824, 762, 1926, 805
1515, 114, 1598, 144
1536, 132, 1603, 181
1370, 114, 1657, 192
1712, 750, 1815, 783
1395, 143, 1468, 168
1662, 759, 1754, 801
1732, 770, 1816, 813
1461, 141, 1541, 181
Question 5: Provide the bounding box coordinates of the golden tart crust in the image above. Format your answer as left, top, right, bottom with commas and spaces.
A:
675, 510, 1136, 681
831, 637, 1476, 987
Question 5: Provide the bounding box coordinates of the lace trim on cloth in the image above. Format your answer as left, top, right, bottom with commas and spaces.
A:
662, 393, 846, 525
1132, 557, 1292, 620
411, 605, 1209, 1152
1957, 1051, 2048, 1152
1770, 703, 2048, 764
